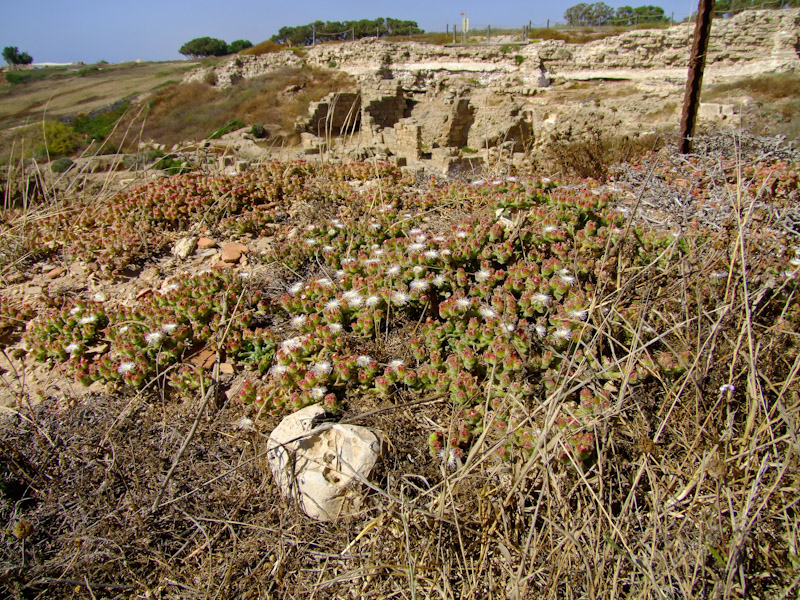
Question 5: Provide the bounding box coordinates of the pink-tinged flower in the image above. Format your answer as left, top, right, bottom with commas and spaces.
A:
290, 315, 307, 328
455, 297, 471, 311
356, 355, 373, 368
535, 324, 547, 338
162, 322, 178, 333
386, 265, 401, 277
288, 282, 304, 295
325, 299, 341, 312
310, 386, 327, 401
145, 332, 163, 345
365, 295, 381, 307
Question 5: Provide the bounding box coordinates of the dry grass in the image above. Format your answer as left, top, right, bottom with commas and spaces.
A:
109, 66, 355, 149
1, 135, 799, 599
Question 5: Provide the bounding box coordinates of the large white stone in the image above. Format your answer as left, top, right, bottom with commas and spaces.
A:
267, 404, 385, 521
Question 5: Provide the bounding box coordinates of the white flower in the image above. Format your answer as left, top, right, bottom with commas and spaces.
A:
79, 314, 97, 325
304, 238, 318, 246
439, 448, 457, 469
369, 222, 381, 230
331, 219, 344, 229
790, 258, 800, 268
365, 295, 381, 307
343, 290, 363, 307
325, 299, 341, 311
553, 328, 572, 341
288, 282, 304, 295
118, 325, 129, 334
455, 297, 471, 310
424, 250, 440, 260
341, 257, 356, 265
310, 386, 327, 400
93, 292, 107, 302
238, 272, 250, 279
306, 225, 317, 231
386, 265, 401, 277
471, 179, 485, 186
542, 225, 558, 234
336, 270, 346, 281
408, 242, 426, 253
535, 324, 547, 338
432, 275, 446, 287
392, 291, 410, 306
270, 364, 288, 377
145, 332, 163, 345
479, 306, 498, 319
162, 323, 178, 334
455, 230, 468, 239
412, 265, 425, 276
372, 249, 385, 257
506, 176, 517, 182
117, 361, 135, 375
410, 280, 429, 291
69, 306, 83, 315
500, 322, 515, 334
317, 277, 333, 287
311, 361, 332, 376
532, 293, 552, 306
236, 416, 255, 431
64, 343, 80, 354
568, 309, 588, 321
709, 272, 727, 281
356, 355, 373, 368
362, 258, 381, 266
328, 323, 343, 334
282, 337, 303, 351
290, 315, 307, 328
440, 248, 452, 256
389, 359, 405, 369
475, 269, 491, 283
560, 274, 576, 285
409, 227, 423, 236
323, 245, 335, 253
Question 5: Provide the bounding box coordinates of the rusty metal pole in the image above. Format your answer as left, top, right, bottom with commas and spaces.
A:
679, 0, 715, 153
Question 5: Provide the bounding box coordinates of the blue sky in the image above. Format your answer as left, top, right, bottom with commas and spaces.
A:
1, 0, 701, 64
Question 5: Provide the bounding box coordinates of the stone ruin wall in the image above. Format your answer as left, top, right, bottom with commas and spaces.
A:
182, 9, 799, 174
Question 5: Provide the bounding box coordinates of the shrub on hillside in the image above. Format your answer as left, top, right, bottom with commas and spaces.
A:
50, 157, 74, 173
179, 37, 229, 58
37, 121, 79, 158
208, 119, 246, 139
227, 39, 253, 53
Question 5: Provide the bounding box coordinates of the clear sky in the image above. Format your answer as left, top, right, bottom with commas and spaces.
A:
1, 0, 701, 64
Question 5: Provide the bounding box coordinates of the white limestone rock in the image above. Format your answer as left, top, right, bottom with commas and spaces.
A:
267, 404, 385, 521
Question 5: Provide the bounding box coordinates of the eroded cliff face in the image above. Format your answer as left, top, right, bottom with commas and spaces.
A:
183, 9, 799, 175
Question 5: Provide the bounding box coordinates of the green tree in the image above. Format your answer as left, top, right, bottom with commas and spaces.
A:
564, 2, 614, 25
179, 37, 229, 58
227, 39, 253, 53
3, 46, 33, 68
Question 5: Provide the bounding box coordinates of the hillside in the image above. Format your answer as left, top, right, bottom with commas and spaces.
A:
1, 12, 800, 600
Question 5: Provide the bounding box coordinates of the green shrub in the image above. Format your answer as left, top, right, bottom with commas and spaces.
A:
228, 39, 253, 53
250, 124, 268, 138
50, 157, 75, 173
73, 103, 129, 142
514, 55, 525, 66
39, 121, 79, 158
208, 119, 246, 139
179, 37, 229, 58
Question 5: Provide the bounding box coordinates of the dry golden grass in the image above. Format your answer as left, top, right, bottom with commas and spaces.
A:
109, 66, 355, 149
